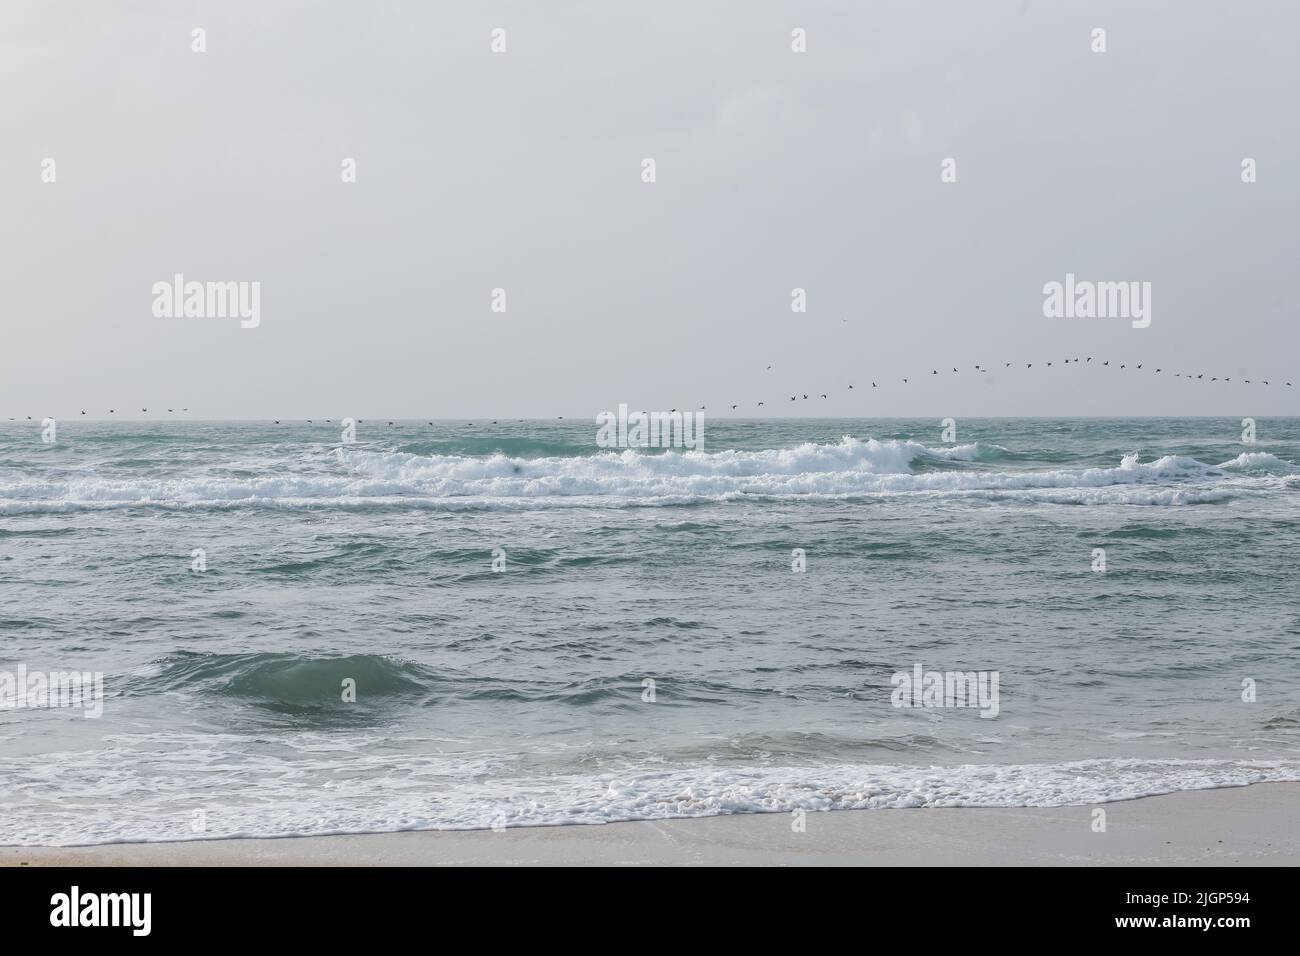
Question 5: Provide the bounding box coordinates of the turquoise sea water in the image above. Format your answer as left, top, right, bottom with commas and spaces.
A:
2, 418, 1299, 844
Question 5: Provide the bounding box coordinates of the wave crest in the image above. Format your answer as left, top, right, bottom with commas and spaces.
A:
0, 438, 1293, 511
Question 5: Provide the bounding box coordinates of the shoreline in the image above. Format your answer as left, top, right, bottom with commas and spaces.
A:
5, 782, 1297, 866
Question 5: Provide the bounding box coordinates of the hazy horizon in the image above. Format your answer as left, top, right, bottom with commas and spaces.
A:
3, 1, 1297, 419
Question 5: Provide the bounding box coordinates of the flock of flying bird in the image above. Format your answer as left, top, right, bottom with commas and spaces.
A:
3, 357, 1294, 424
610, 356, 1294, 416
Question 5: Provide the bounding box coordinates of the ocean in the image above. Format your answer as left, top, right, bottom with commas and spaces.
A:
2, 417, 1299, 845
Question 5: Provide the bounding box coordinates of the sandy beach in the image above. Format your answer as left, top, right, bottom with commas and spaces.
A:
5, 782, 1296, 867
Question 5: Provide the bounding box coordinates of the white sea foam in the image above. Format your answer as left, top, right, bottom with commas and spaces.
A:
0, 438, 1293, 512
1217, 451, 1299, 473
4, 742, 1298, 845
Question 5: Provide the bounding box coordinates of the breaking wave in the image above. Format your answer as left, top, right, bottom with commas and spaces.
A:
0, 438, 1294, 512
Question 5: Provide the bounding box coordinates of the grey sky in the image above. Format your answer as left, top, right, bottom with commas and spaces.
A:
2, 0, 1297, 420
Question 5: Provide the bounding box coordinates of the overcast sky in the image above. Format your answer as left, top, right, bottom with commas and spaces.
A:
2, 0, 1297, 420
